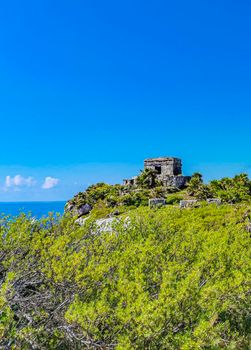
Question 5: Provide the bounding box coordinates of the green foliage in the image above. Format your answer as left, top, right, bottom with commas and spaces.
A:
120, 190, 150, 207
186, 173, 251, 204
210, 174, 251, 203
149, 185, 180, 199
69, 182, 123, 209
1, 205, 251, 348
68, 174, 251, 220
86, 183, 121, 205
186, 173, 212, 200
166, 192, 184, 205
89, 200, 114, 219
136, 168, 161, 189
68, 182, 151, 214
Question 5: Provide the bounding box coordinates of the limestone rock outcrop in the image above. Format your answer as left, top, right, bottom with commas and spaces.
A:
65, 202, 92, 218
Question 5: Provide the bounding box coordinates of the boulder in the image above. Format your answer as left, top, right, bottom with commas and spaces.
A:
245, 223, 251, 234
64, 202, 74, 212
75, 216, 89, 226
92, 217, 131, 233
95, 217, 117, 232
77, 204, 92, 217
65, 202, 92, 217
206, 198, 222, 205
180, 200, 198, 209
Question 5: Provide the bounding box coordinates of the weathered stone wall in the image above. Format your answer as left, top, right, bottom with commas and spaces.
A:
180, 200, 198, 208
149, 198, 166, 208
123, 176, 137, 186
144, 157, 182, 176
123, 157, 190, 190
162, 175, 191, 189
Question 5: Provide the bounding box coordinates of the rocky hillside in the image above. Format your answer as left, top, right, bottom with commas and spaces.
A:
65, 179, 184, 220
65, 173, 251, 221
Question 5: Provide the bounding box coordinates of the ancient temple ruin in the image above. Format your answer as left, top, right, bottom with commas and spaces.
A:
123, 157, 191, 189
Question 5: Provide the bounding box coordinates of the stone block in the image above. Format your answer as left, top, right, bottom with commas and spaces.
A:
180, 200, 198, 208
206, 198, 222, 205
149, 198, 166, 208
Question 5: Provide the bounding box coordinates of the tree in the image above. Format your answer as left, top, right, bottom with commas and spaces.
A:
210, 173, 251, 203
186, 173, 212, 200
136, 168, 160, 189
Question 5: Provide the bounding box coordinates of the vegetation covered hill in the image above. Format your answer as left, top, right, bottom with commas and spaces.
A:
0, 203, 251, 349
66, 172, 251, 219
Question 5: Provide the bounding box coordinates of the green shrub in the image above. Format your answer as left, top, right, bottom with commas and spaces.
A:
186, 173, 212, 200
1, 205, 251, 348
136, 169, 161, 189
120, 190, 149, 207
210, 173, 251, 203
166, 193, 184, 205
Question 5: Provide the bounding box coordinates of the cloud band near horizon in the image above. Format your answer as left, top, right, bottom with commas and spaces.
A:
4, 175, 59, 191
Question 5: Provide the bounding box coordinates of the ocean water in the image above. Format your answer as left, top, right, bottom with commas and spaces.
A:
0, 201, 66, 219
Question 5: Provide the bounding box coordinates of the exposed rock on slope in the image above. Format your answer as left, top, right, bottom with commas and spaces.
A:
65, 202, 92, 217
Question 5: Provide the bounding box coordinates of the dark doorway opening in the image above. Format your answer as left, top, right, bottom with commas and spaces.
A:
155, 166, 161, 174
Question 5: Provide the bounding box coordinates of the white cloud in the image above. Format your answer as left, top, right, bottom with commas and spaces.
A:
5, 176, 12, 188
5, 175, 36, 188
42, 177, 59, 189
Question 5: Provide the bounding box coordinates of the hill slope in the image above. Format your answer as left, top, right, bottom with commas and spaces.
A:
0, 204, 251, 349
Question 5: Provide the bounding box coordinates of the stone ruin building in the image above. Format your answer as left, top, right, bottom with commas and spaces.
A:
123, 157, 191, 189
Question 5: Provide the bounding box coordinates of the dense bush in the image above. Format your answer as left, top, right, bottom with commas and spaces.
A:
1, 205, 251, 349
210, 174, 251, 203
68, 183, 123, 209
68, 183, 151, 213
120, 190, 150, 207
136, 168, 161, 189
165, 192, 184, 205
186, 173, 212, 200
186, 173, 251, 204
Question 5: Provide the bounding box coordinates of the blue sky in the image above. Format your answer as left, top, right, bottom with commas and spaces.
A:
0, 0, 251, 201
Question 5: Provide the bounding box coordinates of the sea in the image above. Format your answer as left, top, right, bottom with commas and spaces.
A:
0, 201, 66, 219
